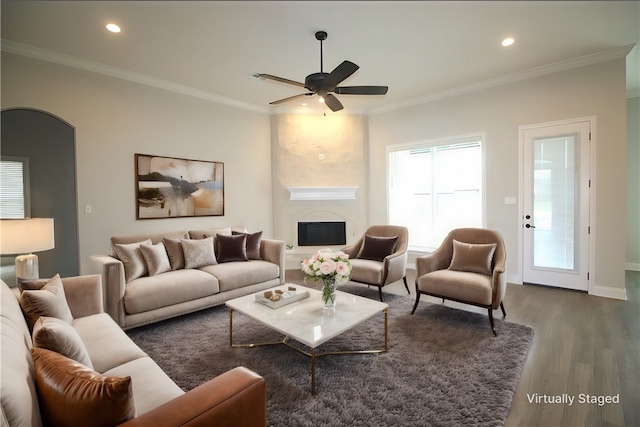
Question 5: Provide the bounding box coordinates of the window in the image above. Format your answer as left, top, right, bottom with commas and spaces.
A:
0, 157, 30, 219
388, 134, 484, 251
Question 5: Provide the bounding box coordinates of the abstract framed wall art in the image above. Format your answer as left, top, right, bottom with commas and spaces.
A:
135, 154, 224, 219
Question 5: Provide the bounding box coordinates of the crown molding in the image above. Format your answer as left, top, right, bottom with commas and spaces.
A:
3, 39, 634, 115
370, 44, 636, 115
1, 39, 270, 115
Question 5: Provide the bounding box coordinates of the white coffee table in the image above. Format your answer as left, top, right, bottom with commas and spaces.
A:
225, 284, 389, 395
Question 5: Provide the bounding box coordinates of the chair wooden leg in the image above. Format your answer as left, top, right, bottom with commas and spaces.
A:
488, 309, 497, 336
411, 291, 421, 314
378, 286, 384, 302
500, 302, 506, 318
403, 276, 410, 294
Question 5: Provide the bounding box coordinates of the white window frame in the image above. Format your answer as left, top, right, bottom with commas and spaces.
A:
386, 132, 487, 252
0, 156, 31, 219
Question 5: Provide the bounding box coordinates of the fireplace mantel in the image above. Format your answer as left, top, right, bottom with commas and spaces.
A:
287, 186, 358, 201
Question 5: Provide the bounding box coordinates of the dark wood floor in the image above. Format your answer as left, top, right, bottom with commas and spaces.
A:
286, 269, 640, 426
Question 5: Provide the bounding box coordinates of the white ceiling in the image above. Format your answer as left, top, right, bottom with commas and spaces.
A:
2, 1, 639, 114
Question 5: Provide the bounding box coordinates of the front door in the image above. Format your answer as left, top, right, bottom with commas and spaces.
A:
521, 119, 591, 291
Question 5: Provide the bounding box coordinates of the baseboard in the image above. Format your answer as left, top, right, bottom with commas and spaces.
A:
625, 262, 640, 272
589, 284, 628, 300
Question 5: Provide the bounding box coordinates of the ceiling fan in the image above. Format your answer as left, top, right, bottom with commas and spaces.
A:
253, 31, 388, 112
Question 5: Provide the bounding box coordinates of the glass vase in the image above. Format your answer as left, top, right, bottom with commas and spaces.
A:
322, 279, 337, 309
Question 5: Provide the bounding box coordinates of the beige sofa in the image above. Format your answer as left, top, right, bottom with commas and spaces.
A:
0, 274, 266, 427
90, 227, 285, 330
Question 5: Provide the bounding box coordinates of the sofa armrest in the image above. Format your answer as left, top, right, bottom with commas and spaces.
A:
119, 367, 266, 427
89, 255, 126, 327
260, 239, 285, 284
61, 275, 104, 318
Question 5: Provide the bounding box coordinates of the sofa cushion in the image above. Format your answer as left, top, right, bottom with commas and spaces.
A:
417, 269, 492, 305
182, 236, 217, 268
72, 313, 148, 374
163, 237, 186, 270
1, 281, 42, 427
216, 233, 249, 263
449, 239, 497, 276
232, 230, 263, 260
123, 270, 220, 316
111, 231, 188, 252
32, 316, 93, 369
19, 274, 74, 330
140, 242, 171, 276
199, 260, 278, 292
357, 234, 398, 262
114, 239, 153, 282
104, 357, 184, 416
32, 348, 135, 427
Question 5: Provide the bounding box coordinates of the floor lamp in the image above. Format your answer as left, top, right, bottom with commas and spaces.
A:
0, 218, 55, 283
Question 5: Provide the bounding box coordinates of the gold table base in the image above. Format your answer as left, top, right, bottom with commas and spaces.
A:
228, 307, 388, 395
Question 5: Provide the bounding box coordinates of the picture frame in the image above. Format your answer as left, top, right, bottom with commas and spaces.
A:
135, 153, 224, 219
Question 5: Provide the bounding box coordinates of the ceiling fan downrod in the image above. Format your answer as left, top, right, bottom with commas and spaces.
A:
315, 31, 327, 73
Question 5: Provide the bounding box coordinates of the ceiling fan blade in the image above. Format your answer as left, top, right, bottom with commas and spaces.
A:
253, 73, 306, 88
322, 60, 359, 90
269, 93, 314, 105
323, 94, 344, 112
335, 86, 388, 95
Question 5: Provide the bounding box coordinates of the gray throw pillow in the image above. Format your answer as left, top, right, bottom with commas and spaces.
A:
19, 274, 74, 330
32, 316, 94, 369
139, 242, 171, 276
163, 237, 186, 270
181, 237, 217, 269
113, 239, 152, 282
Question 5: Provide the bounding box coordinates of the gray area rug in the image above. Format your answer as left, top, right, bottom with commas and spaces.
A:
127, 285, 533, 426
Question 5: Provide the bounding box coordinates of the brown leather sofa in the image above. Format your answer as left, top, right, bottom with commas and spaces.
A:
1, 275, 266, 427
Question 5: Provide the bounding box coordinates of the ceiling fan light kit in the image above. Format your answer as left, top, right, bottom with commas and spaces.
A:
254, 30, 388, 112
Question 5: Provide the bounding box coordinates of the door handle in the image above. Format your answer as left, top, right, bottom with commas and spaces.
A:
525, 224, 536, 229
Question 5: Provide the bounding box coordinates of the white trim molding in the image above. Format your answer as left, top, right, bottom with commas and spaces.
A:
589, 285, 628, 301
288, 187, 358, 201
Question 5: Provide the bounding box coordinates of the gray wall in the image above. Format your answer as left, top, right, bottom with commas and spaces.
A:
369, 59, 629, 298
628, 96, 640, 270
1, 53, 273, 275
1, 108, 79, 281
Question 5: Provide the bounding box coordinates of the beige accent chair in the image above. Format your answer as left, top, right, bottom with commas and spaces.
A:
411, 228, 506, 335
342, 225, 409, 302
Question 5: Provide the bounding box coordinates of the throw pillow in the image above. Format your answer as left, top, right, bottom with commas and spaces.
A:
232, 230, 263, 260
181, 236, 217, 269
19, 274, 74, 330
448, 239, 497, 276
216, 233, 249, 263
357, 234, 399, 262
113, 239, 152, 282
163, 237, 186, 270
17, 278, 49, 292
139, 242, 171, 276
32, 348, 135, 427
32, 316, 94, 369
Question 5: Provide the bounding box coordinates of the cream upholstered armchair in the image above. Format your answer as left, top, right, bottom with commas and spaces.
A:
342, 225, 409, 302
411, 228, 506, 335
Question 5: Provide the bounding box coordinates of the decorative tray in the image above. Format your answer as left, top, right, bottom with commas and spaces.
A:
255, 285, 310, 309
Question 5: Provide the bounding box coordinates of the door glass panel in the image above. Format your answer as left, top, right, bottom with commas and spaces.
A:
533, 135, 576, 270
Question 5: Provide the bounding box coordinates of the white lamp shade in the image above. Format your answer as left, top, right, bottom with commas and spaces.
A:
0, 218, 55, 255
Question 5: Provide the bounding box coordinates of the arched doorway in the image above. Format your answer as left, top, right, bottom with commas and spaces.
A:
1, 108, 79, 283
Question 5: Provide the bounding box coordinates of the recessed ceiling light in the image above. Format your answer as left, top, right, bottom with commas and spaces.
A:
106, 23, 121, 33
501, 37, 515, 47
301, 103, 307, 107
